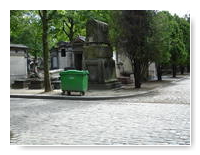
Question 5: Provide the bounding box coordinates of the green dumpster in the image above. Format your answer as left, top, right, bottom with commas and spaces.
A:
60, 70, 89, 95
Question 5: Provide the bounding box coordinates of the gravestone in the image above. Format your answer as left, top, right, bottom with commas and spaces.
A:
83, 19, 120, 89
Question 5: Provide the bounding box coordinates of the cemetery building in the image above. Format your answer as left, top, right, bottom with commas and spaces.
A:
82, 19, 119, 88
10, 44, 29, 85
114, 50, 157, 81
50, 36, 85, 70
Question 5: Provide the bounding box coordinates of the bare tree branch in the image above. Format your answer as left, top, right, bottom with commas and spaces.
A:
62, 21, 70, 39
63, 20, 71, 29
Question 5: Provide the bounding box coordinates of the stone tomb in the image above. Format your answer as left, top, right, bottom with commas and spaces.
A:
10, 44, 29, 85
50, 36, 85, 71
83, 19, 120, 89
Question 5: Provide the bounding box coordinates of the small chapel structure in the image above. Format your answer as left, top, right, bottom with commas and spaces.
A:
50, 36, 85, 70
10, 44, 29, 85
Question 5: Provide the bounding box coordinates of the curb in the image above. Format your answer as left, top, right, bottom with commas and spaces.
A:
10, 91, 156, 101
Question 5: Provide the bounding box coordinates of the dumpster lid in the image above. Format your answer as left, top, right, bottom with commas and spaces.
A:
60, 70, 89, 75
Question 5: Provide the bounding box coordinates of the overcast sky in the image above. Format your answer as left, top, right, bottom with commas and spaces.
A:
168, 10, 190, 17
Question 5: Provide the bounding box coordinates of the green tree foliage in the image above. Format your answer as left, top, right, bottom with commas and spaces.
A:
10, 10, 111, 49
110, 10, 190, 84
149, 11, 171, 80
169, 15, 188, 77
150, 12, 190, 78
49, 10, 111, 42
109, 11, 122, 50
176, 15, 190, 73
110, 10, 154, 88
10, 10, 29, 40
10, 10, 43, 58
185, 15, 190, 72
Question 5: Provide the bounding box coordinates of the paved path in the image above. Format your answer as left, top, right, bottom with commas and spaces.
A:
117, 76, 190, 104
10, 77, 190, 145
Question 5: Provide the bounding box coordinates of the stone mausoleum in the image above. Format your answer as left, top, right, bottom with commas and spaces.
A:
10, 44, 29, 85
83, 19, 118, 88
50, 36, 85, 70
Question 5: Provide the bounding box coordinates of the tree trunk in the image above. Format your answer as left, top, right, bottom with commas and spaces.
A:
41, 10, 52, 92
133, 60, 141, 88
172, 64, 177, 78
187, 64, 190, 73
180, 65, 184, 75
156, 63, 162, 81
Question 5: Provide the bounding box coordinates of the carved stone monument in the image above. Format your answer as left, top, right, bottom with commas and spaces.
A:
83, 19, 120, 89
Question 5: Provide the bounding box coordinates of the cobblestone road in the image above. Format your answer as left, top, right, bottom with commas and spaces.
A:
10, 77, 190, 145
118, 76, 190, 104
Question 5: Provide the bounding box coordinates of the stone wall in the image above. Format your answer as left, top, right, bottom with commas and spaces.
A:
10, 56, 27, 84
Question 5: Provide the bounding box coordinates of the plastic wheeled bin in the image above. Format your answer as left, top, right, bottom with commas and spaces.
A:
60, 70, 89, 96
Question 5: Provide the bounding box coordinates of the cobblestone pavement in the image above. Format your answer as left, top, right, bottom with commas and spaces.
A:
117, 76, 190, 104
10, 77, 190, 145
